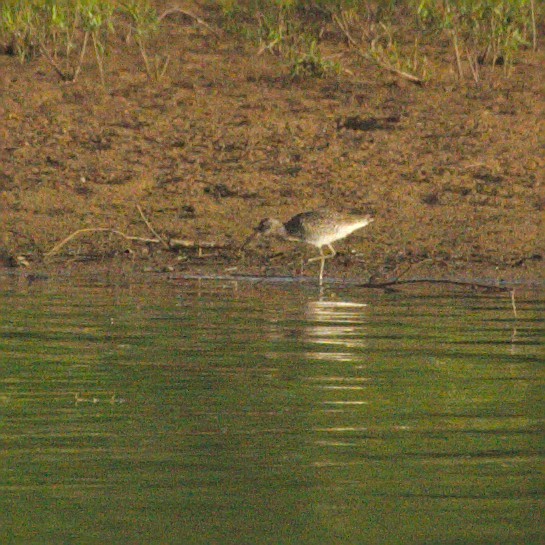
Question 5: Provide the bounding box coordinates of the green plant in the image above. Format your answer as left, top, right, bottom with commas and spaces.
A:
255, 2, 298, 56
333, 8, 428, 84
82, 0, 115, 85
368, 22, 430, 82
0, 1, 38, 62
288, 38, 340, 78
123, 0, 169, 81
248, 1, 339, 78
0, 0, 115, 83
39, 0, 114, 83
416, 0, 534, 81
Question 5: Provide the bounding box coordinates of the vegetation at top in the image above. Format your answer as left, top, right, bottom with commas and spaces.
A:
0, 0, 541, 84
216, 0, 539, 82
0, 0, 166, 82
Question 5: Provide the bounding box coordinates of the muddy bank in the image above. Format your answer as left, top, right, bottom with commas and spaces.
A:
0, 6, 544, 283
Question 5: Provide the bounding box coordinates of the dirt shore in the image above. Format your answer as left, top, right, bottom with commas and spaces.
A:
1, 6, 544, 284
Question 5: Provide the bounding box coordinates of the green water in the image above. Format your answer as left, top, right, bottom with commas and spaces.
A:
1, 276, 544, 545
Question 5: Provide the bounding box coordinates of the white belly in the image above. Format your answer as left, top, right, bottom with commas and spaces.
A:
307, 219, 373, 247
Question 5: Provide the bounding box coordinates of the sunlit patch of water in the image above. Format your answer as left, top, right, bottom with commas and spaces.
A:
0, 276, 543, 544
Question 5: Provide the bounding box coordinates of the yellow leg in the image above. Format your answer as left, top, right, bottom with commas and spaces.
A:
307, 245, 337, 285
319, 253, 325, 286
308, 244, 336, 263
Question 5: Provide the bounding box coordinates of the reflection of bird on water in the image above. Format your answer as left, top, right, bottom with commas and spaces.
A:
242, 209, 374, 284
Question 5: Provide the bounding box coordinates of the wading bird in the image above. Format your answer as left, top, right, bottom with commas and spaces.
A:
242, 209, 374, 285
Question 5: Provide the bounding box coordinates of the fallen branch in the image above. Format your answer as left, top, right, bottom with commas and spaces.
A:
168, 239, 226, 249
44, 226, 228, 260
333, 12, 424, 86
169, 238, 226, 258
44, 228, 160, 258
367, 54, 425, 86
136, 204, 169, 249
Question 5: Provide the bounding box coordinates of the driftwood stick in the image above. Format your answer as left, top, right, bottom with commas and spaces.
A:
44, 228, 160, 258
169, 238, 226, 249
136, 204, 169, 249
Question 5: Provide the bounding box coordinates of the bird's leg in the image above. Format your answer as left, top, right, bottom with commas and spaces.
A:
319, 254, 325, 286
308, 246, 325, 263
308, 244, 336, 263
307, 247, 326, 285
318, 245, 336, 284
325, 244, 336, 260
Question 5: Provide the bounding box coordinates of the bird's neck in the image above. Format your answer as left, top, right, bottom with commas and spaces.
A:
277, 223, 288, 238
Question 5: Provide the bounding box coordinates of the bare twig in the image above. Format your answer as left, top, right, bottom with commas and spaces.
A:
158, 7, 221, 38
356, 277, 512, 292
333, 12, 424, 85
38, 43, 69, 80
390, 260, 418, 280
169, 239, 226, 250
39, 30, 89, 82
367, 54, 425, 85
136, 204, 169, 249
44, 228, 160, 258
355, 277, 518, 319
332, 13, 359, 48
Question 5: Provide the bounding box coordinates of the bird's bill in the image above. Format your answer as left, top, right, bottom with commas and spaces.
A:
240, 229, 260, 251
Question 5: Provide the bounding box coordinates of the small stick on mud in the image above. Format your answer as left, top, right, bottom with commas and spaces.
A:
136, 204, 169, 249
44, 228, 160, 259
168, 239, 226, 250
367, 55, 425, 86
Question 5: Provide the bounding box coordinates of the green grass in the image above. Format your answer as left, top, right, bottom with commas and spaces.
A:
0, 0, 165, 83
417, 0, 538, 80
213, 0, 540, 83
0, 0, 542, 84
0, 0, 116, 82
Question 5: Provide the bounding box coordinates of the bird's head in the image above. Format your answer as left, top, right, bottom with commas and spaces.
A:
241, 218, 285, 250
254, 218, 285, 236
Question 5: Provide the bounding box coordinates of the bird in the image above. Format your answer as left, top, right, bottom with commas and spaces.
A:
242, 209, 374, 284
